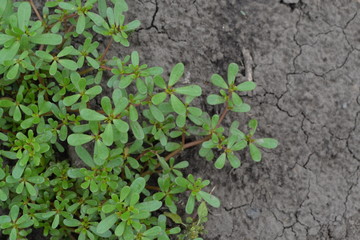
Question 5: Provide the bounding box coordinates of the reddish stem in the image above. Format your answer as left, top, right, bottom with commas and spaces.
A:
29, 0, 43, 22
78, 67, 95, 75
38, 76, 48, 100
136, 150, 157, 161
100, 65, 112, 71
0, 128, 15, 135
145, 185, 160, 191
216, 101, 229, 128
57, 25, 75, 50
100, 38, 113, 62
45, 13, 77, 32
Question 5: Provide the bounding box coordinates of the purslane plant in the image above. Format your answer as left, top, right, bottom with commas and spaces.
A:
0, 0, 278, 240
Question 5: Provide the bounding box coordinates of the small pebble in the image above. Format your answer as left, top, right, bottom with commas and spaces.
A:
246, 207, 261, 219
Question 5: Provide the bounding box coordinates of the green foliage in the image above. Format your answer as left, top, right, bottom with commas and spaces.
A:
0, 0, 278, 239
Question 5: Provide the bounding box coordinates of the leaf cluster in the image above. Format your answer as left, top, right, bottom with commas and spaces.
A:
0, 1, 278, 240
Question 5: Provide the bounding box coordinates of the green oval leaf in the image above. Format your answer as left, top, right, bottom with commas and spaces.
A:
52, 214, 60, 229
67, 134, 94, 146
227, 153, 241, 168
232, 103, 250, 113
255, 138, 278, 149
249, 143, 261, 162
35, 51, 53, 61
25, 182, 36, 196
67, 168, 86, 178
63, 94, 81, 106
18, 2, 31, 31
101, 96, 112, 115
115, 221, 126, 236
207, 94, 225, 105
231, 92, 243, 106
64, 219, 81, 227
102, 204, 116, 214
10, 228, 17, 240
143, 226, 162, 237
248, 119, 258, 133
87, 12, 105, 26
137, 200, 162, 212
94, 140, 109, 165
86, 56, 100, 69
130, 121, 144, 140
96, 214, 118, 234
85, 86, 102, 96
227, 63, 239, 85
119, 75, 133, 89
154, 75, 166, 89
6, 63, 19, 79
76, 14, 86, 34
75, 146, 96, 168
101, 124, 114, 146
49, 60, 58, 75
175, 177, 190, 188
0, 215, 11, 224
214, 152, 226, 169
113, 119, 129, 133
130, 177, 145, 194
236, 81, 256, 91
197, 201, 208, 219
174, 85, 202, 96
211, 74, 228, 89
152, 92, 167, 105
0, 99, 14, 107
164, 213, 183, 224
129, 105, 138, 121
59, 2, 76, 11
131, 51, 139, 66
27, 176, 45, 184
149, 105, 164, 122
169, 63, 184, 87
80, 109, 106, 121
30, 34, 62, 45
126, 19, 141, 31
185, 194, 195, 214
170, 94, 186, 115
0, 42, 20, 64
59, 59, 78, 71
198, 191, 220, 208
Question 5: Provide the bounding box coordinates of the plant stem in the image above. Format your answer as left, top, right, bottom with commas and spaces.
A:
146, 185, 160, 191
100, 38, 113, 62
38, 76, 48, 100
57, 25, 75, 50
136, 150, 157, 161
0, 128, 14, 135
45, 13, 77, 32
78, 67, 95, 75
29, 0, 43, 22
100, 65, 112, 71
216, 101, 229, 128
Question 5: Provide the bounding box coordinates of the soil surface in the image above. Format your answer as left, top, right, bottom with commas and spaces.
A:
27, 0, 360, 239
